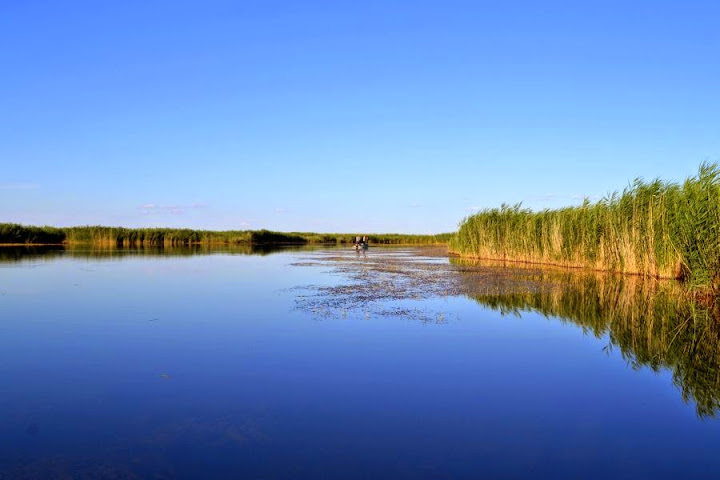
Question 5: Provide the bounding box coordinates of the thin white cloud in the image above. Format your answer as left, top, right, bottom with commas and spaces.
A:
525, 193, 560, 201
523, 193, 601, 203
138, 202, 210, 215
571, 194, 601, 201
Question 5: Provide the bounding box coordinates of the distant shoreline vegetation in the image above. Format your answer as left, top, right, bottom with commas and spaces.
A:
0, 224, 453, 247
450, 163, 720, 291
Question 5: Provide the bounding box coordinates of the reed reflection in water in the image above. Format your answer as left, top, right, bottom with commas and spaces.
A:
0, 244, 313, 264
452, 257, 720, 418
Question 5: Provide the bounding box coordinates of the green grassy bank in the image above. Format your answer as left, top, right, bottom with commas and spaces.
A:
0, 224, 452, 247
450, 163, 720, 289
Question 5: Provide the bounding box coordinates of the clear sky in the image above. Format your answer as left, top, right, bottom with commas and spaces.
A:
1, 1, 718, 233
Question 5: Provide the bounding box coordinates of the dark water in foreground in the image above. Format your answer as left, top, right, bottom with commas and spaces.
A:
1, 245, 720, 479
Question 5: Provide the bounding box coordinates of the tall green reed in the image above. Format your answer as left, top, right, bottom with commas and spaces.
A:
451, 163, 720, 289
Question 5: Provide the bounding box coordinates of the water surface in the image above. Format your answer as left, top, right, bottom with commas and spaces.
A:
1, 245, 719, 479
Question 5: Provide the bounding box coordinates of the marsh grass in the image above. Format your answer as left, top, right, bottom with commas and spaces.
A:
0, 225, 451, 248
451, 163, 720, 289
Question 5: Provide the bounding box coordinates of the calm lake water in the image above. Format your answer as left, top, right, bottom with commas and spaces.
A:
2, 245, 720, 479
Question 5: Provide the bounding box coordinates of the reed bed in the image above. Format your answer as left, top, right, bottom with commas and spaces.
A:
0, 224, 451, 247
451, 163, 720, 289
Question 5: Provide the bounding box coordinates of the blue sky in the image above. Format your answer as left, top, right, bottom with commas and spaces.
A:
1, 1, 718, 233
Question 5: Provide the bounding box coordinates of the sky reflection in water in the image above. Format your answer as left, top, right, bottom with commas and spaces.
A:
1, 246, 719, 479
